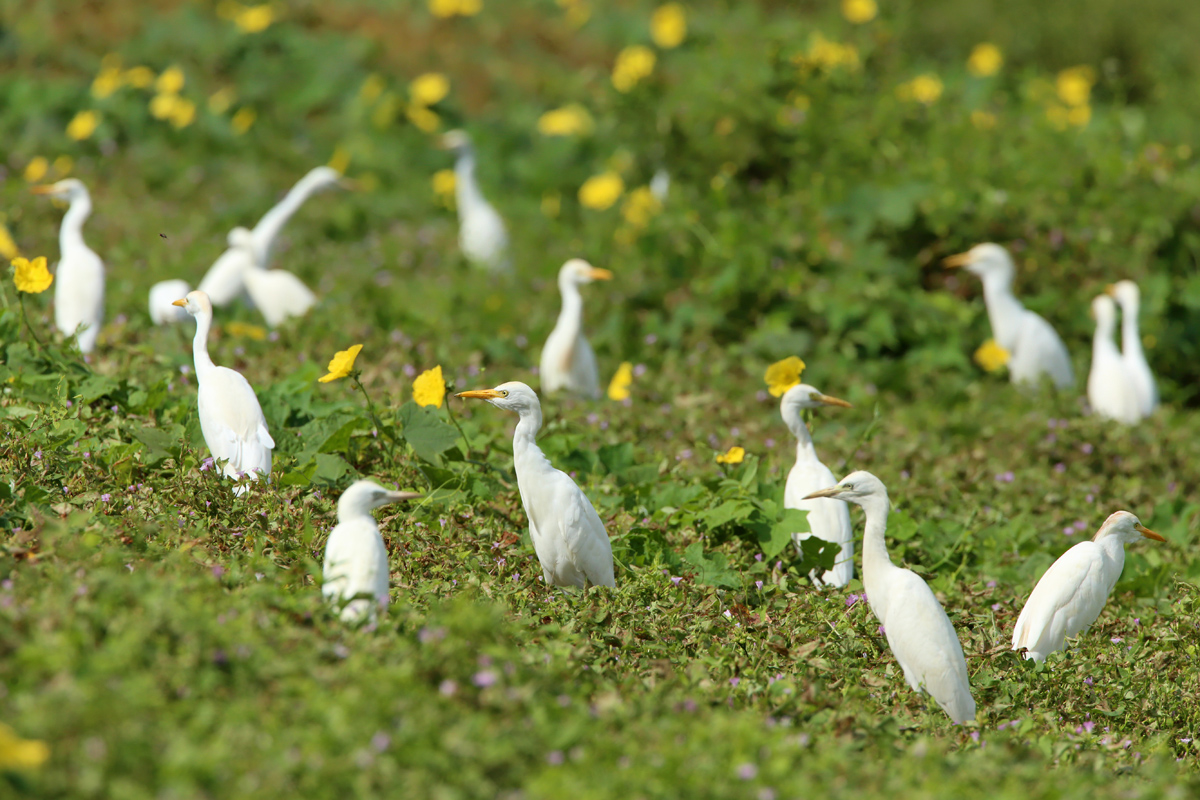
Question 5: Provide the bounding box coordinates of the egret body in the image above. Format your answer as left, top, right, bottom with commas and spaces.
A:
197, 228, 255, 307
149, 279, 191, 325
32, 179, 105, 353
442, 130, 510, 272
539, 259, 612, 398
1087, 294, 1143, 424
1108, 280, 1158, 416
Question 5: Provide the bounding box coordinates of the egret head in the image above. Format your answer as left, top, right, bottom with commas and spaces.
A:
781, 384, 852, 418
1091, 293, 1117, 326
440, 129, 473, 154
172, 290, 214, 317
456, 381, 540, 414
227, 227, 255, 248
31, 178, 89, 203
1093, 510, 1164, 544
302, 165, 356, 192
1106, 280, 1140, 309
943, 243, 1015, 282
337, 479, 421, 519
558, 258, 612, 288
802, 470, 888, 508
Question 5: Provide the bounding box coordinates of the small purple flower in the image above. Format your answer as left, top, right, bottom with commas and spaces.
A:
1083, 721, 1095, 733
33, 450, 42, 459
1063, 526, 1075, 536
472, 670, 498, 688
755, 580, 764, 590
644, 333, 657, 345
1111, 637, 1123, 644
402, 364, 416, 377
765, 437, 776, 448
438, 679, 457, 696
845, 593, 862, 608
995, 471, 1014, 483
755, 390, 769, 402
755, 553, 763, 562
1081, 443, 1094, 454
1086, 493, 1094, 503
676, 449, 693, 461
515, 334, 528, 347
986, 580, 997, 588
633, 364, 647, 378
737, 763, 757, 780
901, 470, 911, 480
100, 494, 111, 502
1054, 462, 1066, 473
991, 603, 1001, 611
211, 565, 225, 578
670, 576, 682, 585
546, 750, 564, 765
200, 457, 214, 471
877, 625, 886, 635
971, 731, 980, 743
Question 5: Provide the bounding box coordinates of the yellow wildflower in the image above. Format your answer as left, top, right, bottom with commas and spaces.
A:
156, 66, 185, 95
541, 191, 561, 218
23, 157, 48, 183
971, 110, 997, 130
328, 147, 351, 176
149, 93, 178, 120
974, 339, 1010, 373
168, 98, 196, 129
460, 0, 482, 13
208, 87, 236, 115
66, 111, 100, 141
967, 43, 1003, 77
1056, 66, 1095, 107
407, 105, 441, 133
225, 321, 267, 341
413, 365, 447, 408
318, 344, 364, 383
607, 362, 633, 401
764, 356, 805, 397
897, 74, 943, 105
0, 723, 49, 770
410, 73, 450, 106
537, 104, 594, 136
235, 4, 273, 33
124, 66, 155, 89
795, 34, 860, 73
1067, 105, 1091, 127
841, 0, 877, 24
715, 446, 745, 465
621, 186, 660, 228
232, 107, 256, 134
91, 67, 124, 99
432, 168, 456, 199
650, 3, 687, 49
612, 45, 656, 93
579, 172, 624, 211
12, 256, 54, 294
429, 0, 481, 17
0, 222, 19, 260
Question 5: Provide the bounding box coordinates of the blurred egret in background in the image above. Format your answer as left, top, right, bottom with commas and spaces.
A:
1087, 293, 1143, 424
441, 129, 510, 272
539, 259, 613, 398
31, 179, 104, 352
1107, 280, 1158, 416
148, 279, 191, 325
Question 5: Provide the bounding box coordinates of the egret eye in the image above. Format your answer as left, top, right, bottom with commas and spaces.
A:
499, 390, 509, 397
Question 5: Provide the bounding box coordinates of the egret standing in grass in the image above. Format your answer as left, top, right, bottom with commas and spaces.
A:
539, 259, 613, 398
1087, 293, 1143, 424
456, 382, 615, 589
441, 130, 510, 272
173, 290, 274, 495
31, 179, 104, 353
323, 480, 421, 623
945, 243, 1074, 390
1012, 511, 1164, 662
805, 472, 976, 723
1107, 280, 1158, 416
780, 385, 855, 588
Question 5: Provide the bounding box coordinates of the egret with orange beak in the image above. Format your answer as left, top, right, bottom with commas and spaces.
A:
539, 259, 614, 398
31, 179, 105, 353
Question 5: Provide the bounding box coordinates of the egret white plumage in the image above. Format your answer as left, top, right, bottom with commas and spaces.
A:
31, 179, 104, 353
242, 266, 317, 328
1087, 294, 1143, 424
197, 228, 255, 307
539, 259, 612, 398
1107, 280, 1158, 416
945, 244, 1074, 390
805, 472, 976, 723
780, 385, 855, 588
441, 130, 510, 272
456, 382, 615, 589
1012, 510, 1164, 662
322, 480, 421, 623
172, 290, 275, 495
148, 279, 191, 325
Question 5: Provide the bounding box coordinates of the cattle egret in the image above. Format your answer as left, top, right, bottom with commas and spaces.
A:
456, 382, 615, 589
539, 259, 613, 398
1107, 280, 1158, 416
197, 228, 255, 307
1087, 294, 1143, 424
149, 279, 191, 325
172, 290, 274, 495
805, 472, 976, 723
322, 480, 421, 623
1012, 510, 1164, 662
31, 179, 104, 353
945, 244, 1074, 390
242, 266, 317, 328
441, 130, 510, 272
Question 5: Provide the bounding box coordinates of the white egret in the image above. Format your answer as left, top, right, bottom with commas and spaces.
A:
148, 279, 191, 325
242, 266, 317, 328
322, 480, 421, 623
1107, 280, 1158, 416
31, 179, 104, 353
456, 382, 615, 589
441, 130, 510, 272
1087, 294, 1143, 425
172, 290, 274, 495
197, 228, 255, 307
805, 472, 976, 723
1012, 510, 1164, 662
539, 259, 613, 398
945, 244, 1074, 390
780, 385, 855, 588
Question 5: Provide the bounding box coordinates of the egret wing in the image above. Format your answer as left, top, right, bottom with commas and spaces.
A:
1012, 542, 1105, 658
556, 478, 615, 587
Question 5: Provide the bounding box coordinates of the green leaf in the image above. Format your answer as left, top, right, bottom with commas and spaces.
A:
130, 424, 184, 467
697, 499, 755, 531
598, 442, 635, 477
682, 542, 740, 588
398, 401, 459, 465
761, 508, 808, 558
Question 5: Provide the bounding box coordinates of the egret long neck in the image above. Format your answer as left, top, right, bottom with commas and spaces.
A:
979, 273, 1026, 350
553, 280, 584, 343
1119, 298, 1146, 362
60, 192, 93, 256
190, 309, 217, 376
785, 413, 818, 464
858, 493, 895, 598
251, 178, 325, 266
1093, 311, 1119, 357
454, 149, 488, 214
1096, 533, 1127, 590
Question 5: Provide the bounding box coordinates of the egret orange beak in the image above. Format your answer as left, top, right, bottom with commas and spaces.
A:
1135, 523, 1165, 542
388, 491, 423, 502
30, 184, 58, 195
815, 394, 852, 409
943, 251, 973, 268
171, 299, 187, 307
1104, 284, 1118, 297
456, 389, 505, 400
802, 486, 849, 500
589, 268, 613, 281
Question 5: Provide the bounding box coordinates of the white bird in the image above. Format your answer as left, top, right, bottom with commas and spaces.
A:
1087, 294, 1143, 425
242, 267, 317, 328
780, 385, 855, 588
172, 290, 275, 495
539, 259, 613, 398
945, 243, 1075, 390
456, 382, 615, 589
650, 169, 670, 202
1107, 280, 1158, 416
1012, 510, 1164, 662
31, 179, 104, 353
441, 129, 510, 272
197, 228, 255, 307
148, 279, 191, 325
805, 472, 976, 723
322, 480, 421, 623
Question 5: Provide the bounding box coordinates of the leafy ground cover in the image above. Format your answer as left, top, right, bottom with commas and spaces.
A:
2, 0, 1200, 797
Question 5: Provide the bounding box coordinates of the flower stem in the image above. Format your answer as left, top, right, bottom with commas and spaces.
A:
352, 374, 394, 459
17, 293, 45, 349
444, 399, 472, 459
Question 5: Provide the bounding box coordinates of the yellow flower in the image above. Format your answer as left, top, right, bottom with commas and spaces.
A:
1067, 105, 1091, 127
0, 223, 19, 260
235, 4, 273, 33
621, 186, 660, 228
407, 105, 441, 133
168, 98, 196, 129
0, 723, 49, 770
607, 361, 633, 401
410, 73, 450, 106
967, 43, 1003, 77
412, 365, 447, 408
24, 157, 48, 183
841, 0, 877, 24
432, 168, 457, 200
123, 66, 155, 89
559, 0, 590, 28
318, 344, 364, 383
764, 356, 805, 397
91, 67, 124, 99
231, 107, 256, 134
149, 93, 178, 120
12, 256, 54, 294
429, 0, 481, 17
156, 66, 185, 95
796, 34, 860, 73
208, 87, 236, 115
328, 147, 351, 176
225, 321, 267, 341
970, 110, 997, 130
66, 111, 100, 141
973, 339, 1010, 373
897, 74, 943, 105
460, 0, 482, 14
1056, 66, 1095, 107
537, 104, 594, 136
612, 45, 656, 93
579, 172, 624, 211
650, 3, 686, 49
715, 446, 745, 465
541, 191, 561, 218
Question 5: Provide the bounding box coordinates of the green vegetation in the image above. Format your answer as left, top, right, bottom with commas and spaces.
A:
2, 0, 1199, 796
